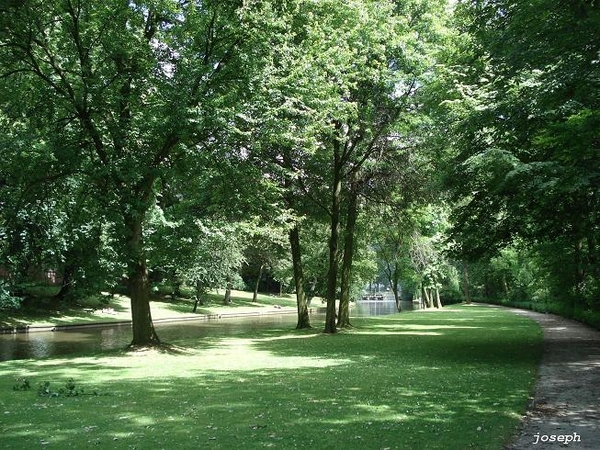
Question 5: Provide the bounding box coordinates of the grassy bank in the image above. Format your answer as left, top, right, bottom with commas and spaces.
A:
0, 305, 541, 449
472, 297, 600, 330
0, 290, 297, 330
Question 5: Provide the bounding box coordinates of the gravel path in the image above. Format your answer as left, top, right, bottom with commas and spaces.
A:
505, 309, 600, 449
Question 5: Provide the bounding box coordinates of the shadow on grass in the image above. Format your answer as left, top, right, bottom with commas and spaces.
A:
150, 291, 297, 316
0, 295, 131, 329
0, 306, 542, 449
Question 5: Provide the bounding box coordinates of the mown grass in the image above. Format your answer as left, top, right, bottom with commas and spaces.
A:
0, 305, 542, 449
0, 290, 297, 329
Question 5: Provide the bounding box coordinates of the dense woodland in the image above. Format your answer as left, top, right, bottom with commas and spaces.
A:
0, 0, 598, 345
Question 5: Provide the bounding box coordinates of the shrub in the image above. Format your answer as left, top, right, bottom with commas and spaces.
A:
0, 282, 23, 310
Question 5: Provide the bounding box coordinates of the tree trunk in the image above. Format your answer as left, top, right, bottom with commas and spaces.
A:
502, 274, 509, 297
126, 214, 160, 347
434, 288, 442, 309
422, 285, 432, 309
463, 262, 472, 304
338, 179, 359, 329
55, 261, 76, 303
253, 263, 264, 303
392, 281, 401, 312
223, 281, 232, 305
193, 279, 204, 313
174, 277, 183, 297
383, 260, 402, 312
289, 226, 311, 329
282, 151, 311, 329
324, 143, 343, 334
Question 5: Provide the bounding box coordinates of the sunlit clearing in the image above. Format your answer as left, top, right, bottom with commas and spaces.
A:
16, 337, 351, 382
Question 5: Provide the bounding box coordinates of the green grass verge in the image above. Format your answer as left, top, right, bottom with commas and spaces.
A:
475, 297, 600, 330
0, 290, 297, 329
0, 305, 542, 449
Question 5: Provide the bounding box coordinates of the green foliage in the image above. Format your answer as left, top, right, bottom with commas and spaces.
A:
372, 203, 460, 305
14, 378, 90, 397
0, 282, 22, 310
0, 0, 296, 343
439, 0, 600, 315
147, 217, 247, 299
12, 378, 30, 391
35, 378, 101, 397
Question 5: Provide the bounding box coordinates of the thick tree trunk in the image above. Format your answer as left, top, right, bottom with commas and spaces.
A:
282, 152, 311, 329
338, 180, 359, 329
324, 149, 342, 334
126, 215, 160, 347
289, 226, 311, 329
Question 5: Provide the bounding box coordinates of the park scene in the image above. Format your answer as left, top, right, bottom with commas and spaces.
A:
0, 0, 599, 449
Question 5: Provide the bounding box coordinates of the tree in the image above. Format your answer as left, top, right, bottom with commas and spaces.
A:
0, 0, 283, 345
242, 220, 289, 302
183, 222, 246, 311
0, 120, 122, 302
441, 0, 600, 315
315, 0, 451, 331
372, 210, 417, 311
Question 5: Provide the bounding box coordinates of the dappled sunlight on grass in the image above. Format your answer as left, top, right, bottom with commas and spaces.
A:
151, 290, 297, 318
247, 332, 322, 343
352, 330, 444, 336
1, 333, 351, 382
367, 323, 482, 330
0, 305, 543, 449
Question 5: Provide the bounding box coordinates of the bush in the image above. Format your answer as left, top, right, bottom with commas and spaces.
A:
0, 281, 23, 310
474, 296, 600, 331
574, 308, 600, 329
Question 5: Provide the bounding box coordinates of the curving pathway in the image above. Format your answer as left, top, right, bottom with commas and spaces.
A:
505, 308, 600, 449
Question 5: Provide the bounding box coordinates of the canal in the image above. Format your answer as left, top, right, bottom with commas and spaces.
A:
1, 298, 400, 362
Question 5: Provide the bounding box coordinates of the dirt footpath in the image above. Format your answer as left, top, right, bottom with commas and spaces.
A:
506, 309, 600, 449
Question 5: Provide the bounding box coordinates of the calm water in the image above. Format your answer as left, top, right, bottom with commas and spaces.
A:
0, 300, 399, 362
354, 299, 400, 316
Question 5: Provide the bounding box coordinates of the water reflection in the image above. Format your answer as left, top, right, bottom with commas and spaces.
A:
0, 301, 401, 362
0, 314, 301, 362
354, 299, 399, 317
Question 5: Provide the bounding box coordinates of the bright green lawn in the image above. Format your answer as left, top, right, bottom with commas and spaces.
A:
0, 305, 542, 449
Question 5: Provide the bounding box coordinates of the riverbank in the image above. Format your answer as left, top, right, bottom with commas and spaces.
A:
0, 290, 298, 333
0, 305, 541, 449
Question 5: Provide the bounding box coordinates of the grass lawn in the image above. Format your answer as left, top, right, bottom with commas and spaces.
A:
0, 305, 542, 449
0, 290, 298, 329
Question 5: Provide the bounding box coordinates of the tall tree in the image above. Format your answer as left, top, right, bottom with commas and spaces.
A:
442, 0, 600, 313
308, 0, 451, 332
0, 0, 280, 345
